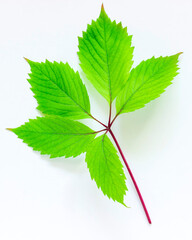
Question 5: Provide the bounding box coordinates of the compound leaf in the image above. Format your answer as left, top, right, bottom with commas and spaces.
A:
85, 134, 127, 205
26, 59, 91, 120
78, 6, 134, 103
8, 4, 182, 213
116, 53, 181, 115
10, 116, 96, 158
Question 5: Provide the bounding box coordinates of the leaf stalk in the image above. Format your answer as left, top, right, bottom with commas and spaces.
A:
108, 128, 152, 224
88, 113, 107, 128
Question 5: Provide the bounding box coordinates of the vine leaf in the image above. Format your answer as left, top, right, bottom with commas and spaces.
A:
85, 135, 127, 205
9, 116, 96, 158
26, 59, 91, 120
8, 4, 182, 213
78, 6, 134, 103
116, 53, 181, 116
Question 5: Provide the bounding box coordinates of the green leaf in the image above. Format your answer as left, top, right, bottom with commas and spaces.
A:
116, 53, 181, 115
11, 116, 96, 158
85, 134, 127, 205
26, 59, 91, 120
78, 6, 134, 103
8, 4, 182, 216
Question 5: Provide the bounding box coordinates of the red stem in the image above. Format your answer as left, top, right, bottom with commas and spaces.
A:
110, 113, 119, 128
93, 129, 107, 134
109, 129, 152, 224
88, 107, 152, 224
108, 103, 112, 127
88, 113, 107, 128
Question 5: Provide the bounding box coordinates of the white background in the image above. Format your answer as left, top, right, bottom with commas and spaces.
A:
0, 0, 192, 239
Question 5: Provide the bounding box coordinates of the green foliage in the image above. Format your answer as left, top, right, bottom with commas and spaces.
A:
11, 116, 96, 158
86, 135, 127, 205
9, 5, 181, 206
78, 6, 134, 103
26, 59, 91, 120
116, 54, 181, 115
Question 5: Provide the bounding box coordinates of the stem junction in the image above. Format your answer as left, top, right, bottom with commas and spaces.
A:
89, 111, 152, 224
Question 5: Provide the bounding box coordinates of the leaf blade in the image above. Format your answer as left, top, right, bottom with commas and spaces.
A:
116, 53, 181, 115
78, 7, 134, 103
26, 59, 91, 120
85, 134, 127, 205
11, 116, 96, 158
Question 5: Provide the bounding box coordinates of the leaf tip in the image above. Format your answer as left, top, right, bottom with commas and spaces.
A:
23, 57, 29, 63
101, 3, 104, 11
122, 202, 130, 208
6, 128, 13, 132
178, 52, 183, 55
